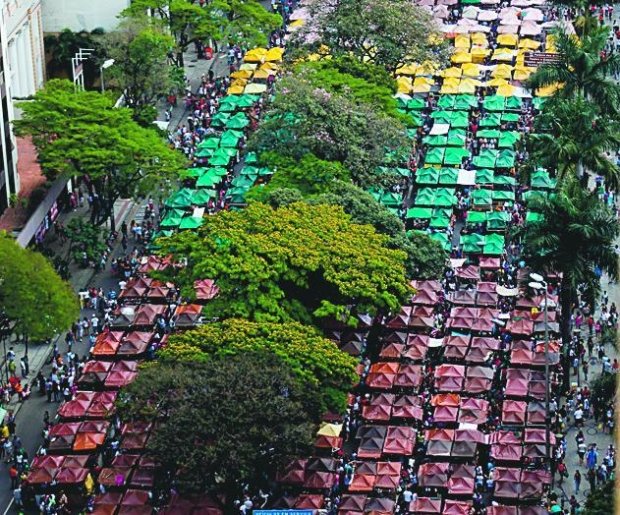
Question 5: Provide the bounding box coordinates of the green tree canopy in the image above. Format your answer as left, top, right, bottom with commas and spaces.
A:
402, 230, 448, 280
118, 352, 317, 501
248, 76, 408, 189
161, 319, 357, 412
14, 79, 185, 229
527, 23, 620, 113
293, 57, 405, 121
583, 480, 614, 515
307, 0, 447, 73
156, 202, 410, 325
521, 184, 619, 344
102, 17, 181, 122
244, 152, 350, 202
529, 97, 620, 190
0, 233, 79, 344
124, 0, 281, 65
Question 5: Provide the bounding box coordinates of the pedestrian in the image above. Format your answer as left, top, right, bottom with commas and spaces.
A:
8, 465, 18, 488
13, 485, 22, 508
587, 445, 598, 470
19, 357, 26, 378
582, 360, 589, 382
574, 470, 581, 494
587, 468, 596, 492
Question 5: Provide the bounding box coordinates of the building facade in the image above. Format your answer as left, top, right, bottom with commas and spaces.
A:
41, 0, 130, 33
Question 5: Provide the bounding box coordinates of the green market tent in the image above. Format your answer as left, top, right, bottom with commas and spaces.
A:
208, 167, 229, 176
531, 170, 557, 189
191, 189, 216, 205
179, 216, 205, 230
472, 189, 492, 207
423, 135, 447, 146
429, 231, 451, 250
454, 95, 478, 110
425, 147, 445, 165
407, 97, 426, 110
196, 173, 221, 188
407, 207, 433, 219
431, 110, 468, 127
487, 211, 509, 230
415, 168, 439, 185
429, 208, 452, 228
466, 211, 487, 225
231, 175, 257, 189
210, 112, 231, 127
526, 211, 543, 224
240, 165, 259, 176
533, 97, 546, 110
197, 138, 221, 151
160, 209, 185, 228
414, 188, 457, 207
480, 113, 501, 128
447, 130, 467, 146
444, 147, 470, 165
472, 149, 498, 168
483, 95, 505, 112
195, 147, 216, 159
496, 150, 516, 168
483, 234, 505, 255
437, 96, 455, 109
475, 169, 494, 184
462, 233, 485, 253
226, 113, 250, 129
505, 96, 523, 110
498, 131, 521, 149
220, 130, 244, 148
523, 190, 549, 204
245, 152, 258, 164
438, 168, 459, 185
501, 112, 520, 122
165, 188, 194, 208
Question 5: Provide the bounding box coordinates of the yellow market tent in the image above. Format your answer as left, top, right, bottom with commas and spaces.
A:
265, 47, 285, 62
317, 423, 343, 437
244, 48, 268, 62
497, 83, 516, 96
245, 83, 268, 94
396, 63, 418, 75
396, 76, 413, 94
497, 34, 519, 47
491, 64, 513, 79
413, 77, 435, 93
462, 62, 481, 77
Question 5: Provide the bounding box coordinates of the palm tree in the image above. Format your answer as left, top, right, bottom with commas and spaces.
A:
529, 97, 620, 190
527, 24, 620, 114
522, 183, 619, 349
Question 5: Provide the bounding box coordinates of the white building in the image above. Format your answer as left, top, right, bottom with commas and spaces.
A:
41, 0, 131, 33
4, 0, 45, 98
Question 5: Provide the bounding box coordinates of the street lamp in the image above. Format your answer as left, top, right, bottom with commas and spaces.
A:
529, 272, 552, 478
100, 59, 115, 93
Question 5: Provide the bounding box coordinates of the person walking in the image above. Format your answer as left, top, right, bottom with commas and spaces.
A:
574, 470, 581, 494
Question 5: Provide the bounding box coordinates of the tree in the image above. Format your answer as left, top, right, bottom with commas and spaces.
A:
0, 233, 79, 349
123, 0, 281, 66
14, 80, 186, 231
294, 57, 406, 121
160, 319, 357, 412
256, 181, 447, 280
527, 24, 620, 114
244, 152, 350, 203
529, 97, 620, 190
402, 231, 448, 280
44, 28, 105, 82
521, 184, 619, 346
102, 17, 182, 123
305, 0, 447, 73
118, 352, 317, 502
156, 202, 411, 325
582, 480, 614, 515
248, 76, 409, 189
64, 219, 107, 267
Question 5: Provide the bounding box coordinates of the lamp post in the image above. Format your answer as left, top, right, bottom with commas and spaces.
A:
100, 59, 115, 93
529, 272, 551, 478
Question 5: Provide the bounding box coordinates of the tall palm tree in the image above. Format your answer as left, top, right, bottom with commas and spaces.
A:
529, 97, 620, 190
522, 183, 619, 350
528, 24, 620, 114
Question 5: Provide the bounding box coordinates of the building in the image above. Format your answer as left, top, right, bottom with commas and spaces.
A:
4, 0, 45, 98
41, 0, 130, 33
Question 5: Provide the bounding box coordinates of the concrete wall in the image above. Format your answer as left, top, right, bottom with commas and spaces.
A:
41, 0, 130, 33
